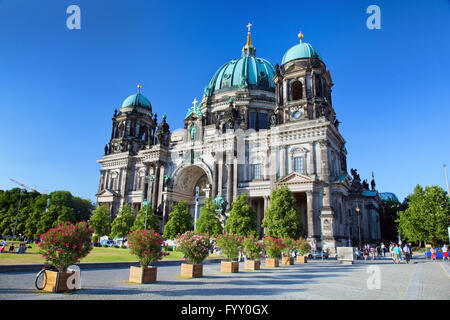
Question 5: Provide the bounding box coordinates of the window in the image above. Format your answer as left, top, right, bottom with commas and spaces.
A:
293, 157, 304, 173
291, 81, 303, 100
252, 164, 261, 180
249, 112, 257, 129
258, 113, 268, 129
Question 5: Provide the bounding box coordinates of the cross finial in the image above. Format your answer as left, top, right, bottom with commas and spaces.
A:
298, 31, 304, 43
192, 98, 198, 106
246, 22, 252, 33
137, 83, 142, 93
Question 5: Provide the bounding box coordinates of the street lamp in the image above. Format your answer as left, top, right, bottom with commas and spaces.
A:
356, 206, 361, 249
194, 186, 200, 230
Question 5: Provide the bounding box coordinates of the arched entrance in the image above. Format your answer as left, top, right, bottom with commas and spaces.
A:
170, 164, 212, 220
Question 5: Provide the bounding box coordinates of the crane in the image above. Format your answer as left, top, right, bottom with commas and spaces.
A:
9, 178, 48, 238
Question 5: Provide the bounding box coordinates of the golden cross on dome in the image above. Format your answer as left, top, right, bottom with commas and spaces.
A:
298, 31, 304, 43
137, 83, 142, 93
192, 98, 198, 106
246, 22, 252, 33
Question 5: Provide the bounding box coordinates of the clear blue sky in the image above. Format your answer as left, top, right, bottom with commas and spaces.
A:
0, 0, 449, 203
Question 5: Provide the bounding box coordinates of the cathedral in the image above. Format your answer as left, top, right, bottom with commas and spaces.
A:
96, 26, 381, 253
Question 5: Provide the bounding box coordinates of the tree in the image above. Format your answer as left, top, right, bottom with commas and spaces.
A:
88, 205, 111, 240
110, 204, 135, 240
225, 193, 257, 237
196, 198, 223, 238
262, 186, 303, 239
397, 185, 450, 246
163, 201, 193, 239
379, 198, 407, 242
131, 204, 159, 232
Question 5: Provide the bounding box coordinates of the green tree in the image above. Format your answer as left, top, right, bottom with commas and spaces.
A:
163, 201, 193, 239
225, 193, 257, 237
25, 194, 49, 239
110, 204, 135, 240
131, 204, 160, 232
397, 185, 450, 246
262, 186, 303, 239
88, 205, 111, 240
196, 198, 223, 238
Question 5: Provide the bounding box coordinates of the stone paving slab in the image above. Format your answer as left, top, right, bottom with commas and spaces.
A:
0, 257, 449, 300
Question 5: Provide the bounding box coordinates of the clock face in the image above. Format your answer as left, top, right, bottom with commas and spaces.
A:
293, 110, 302, 119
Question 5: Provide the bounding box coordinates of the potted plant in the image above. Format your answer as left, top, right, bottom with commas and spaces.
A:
216, 233, 243, 273
127, 229, 167, 283
243, 235, 264, 271
281, 237, 296, 265
37, 221, 93, 292
296, 237, 311, 263
263, 236, 285, 268
175, 231, 211, 278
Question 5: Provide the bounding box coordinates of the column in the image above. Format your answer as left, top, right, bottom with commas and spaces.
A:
211, 161, 217, 198
280, 146, 286, 178
218, 154, 223, 196
309, 142, 316, 175
157, 163, 165, 206
226, 163, 233, 211
306, 191, 315, 238
152, 162, 161, 210
233, 156, 238, 202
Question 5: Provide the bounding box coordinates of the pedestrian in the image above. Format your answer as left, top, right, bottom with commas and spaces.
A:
430, 247, 436, 262
370, 246, 375, 260
392, 244, 401, 264
381, 242, 386, 257
363, 245, 370, 261
403, 244, 411, 264
442, 244, 449, 261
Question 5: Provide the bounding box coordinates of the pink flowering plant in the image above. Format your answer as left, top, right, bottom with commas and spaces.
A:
216, 233, 244, 261
128, 229, 168, 267
263, 236, 285, 258
243, 235, 264, 260
174, 231, 212, 264
295, 237, 311, 256
281, 237, 296, 257
37, 221, 93, 272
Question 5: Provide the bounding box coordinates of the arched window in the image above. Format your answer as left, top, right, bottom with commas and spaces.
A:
291, 81, 303, 100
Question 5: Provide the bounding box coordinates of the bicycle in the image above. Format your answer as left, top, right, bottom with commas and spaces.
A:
35, 263, 57, 290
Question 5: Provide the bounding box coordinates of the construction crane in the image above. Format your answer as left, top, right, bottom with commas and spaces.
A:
9, 178, 48, 238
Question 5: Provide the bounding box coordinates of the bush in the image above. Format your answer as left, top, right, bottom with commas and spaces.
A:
113, 245, 120, 248
296, 238, 311, 256
174, 231, 211, 264
102, 244, 108, 248
120, 245, 127, 249
243, 235, 264, 260
128, 229, 167, 267
37, 221, 93, 271
216, 233, 244, 261
263, 236, 285, 258
281, 237, 296, 257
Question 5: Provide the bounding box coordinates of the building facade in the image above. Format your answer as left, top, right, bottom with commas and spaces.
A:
96, 28, 381, 253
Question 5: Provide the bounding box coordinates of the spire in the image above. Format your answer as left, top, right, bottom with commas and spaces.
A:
242, 22, 256, 57
137, 83, 142, 94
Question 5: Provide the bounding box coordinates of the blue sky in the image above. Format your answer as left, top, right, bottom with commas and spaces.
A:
0, 0, 449, 203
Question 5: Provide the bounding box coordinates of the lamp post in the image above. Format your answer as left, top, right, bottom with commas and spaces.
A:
444, 164, 450, 198
194, 186, 200, 230
356, 206, 361, 249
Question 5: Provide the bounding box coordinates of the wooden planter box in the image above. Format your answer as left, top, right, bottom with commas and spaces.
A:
244, 260, 260, 270
221, 261, 239, 273
181, 263, 203, 278
43, 270, 77, 293
265, 258, 280, 268
297, 256, 308, 264
282, 257, 294, 265
129, 266, 157, 284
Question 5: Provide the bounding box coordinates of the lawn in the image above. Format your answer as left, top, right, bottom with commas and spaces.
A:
0, 244, 224, 265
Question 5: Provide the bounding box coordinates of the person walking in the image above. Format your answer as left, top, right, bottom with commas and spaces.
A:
392, 244, 401, 264
381, 243, 386, 257
403, 244, 411, 264
370, 246, 375, 261
430, 247, 436, 262
363, 245, 370, 261
443, 244, 449, 261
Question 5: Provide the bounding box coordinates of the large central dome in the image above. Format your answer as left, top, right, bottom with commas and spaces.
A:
204, 27, 275, 96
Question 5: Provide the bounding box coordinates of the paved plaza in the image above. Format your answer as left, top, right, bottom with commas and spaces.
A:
0, 256, 449, 300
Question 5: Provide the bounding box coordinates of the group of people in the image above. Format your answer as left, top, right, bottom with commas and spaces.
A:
389, 243, 412, 264
357, 243, 387, 261
0, 242, 28, 254
429, 244, 449, 261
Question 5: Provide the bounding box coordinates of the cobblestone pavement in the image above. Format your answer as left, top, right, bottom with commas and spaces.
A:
0, 256, 449, 300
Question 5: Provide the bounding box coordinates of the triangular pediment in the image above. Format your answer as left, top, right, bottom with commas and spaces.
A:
277, 172, 313, 185
96, 189, 119, 197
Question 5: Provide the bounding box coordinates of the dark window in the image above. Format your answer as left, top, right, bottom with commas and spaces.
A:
291, 81, 303, 100
258, 113, 268, 129
249, 112, 257, 129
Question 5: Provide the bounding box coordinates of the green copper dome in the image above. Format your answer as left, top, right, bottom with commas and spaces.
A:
203, 28, 275, 96
282, 42, 322, 65
120, 92, 152, 110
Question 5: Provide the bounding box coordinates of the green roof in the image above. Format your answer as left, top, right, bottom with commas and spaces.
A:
282, 42, 322, 65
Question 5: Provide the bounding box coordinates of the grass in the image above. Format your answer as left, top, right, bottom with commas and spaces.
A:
0, 244, 224, 265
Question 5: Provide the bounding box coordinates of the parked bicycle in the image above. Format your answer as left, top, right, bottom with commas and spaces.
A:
35, 263, 58, 290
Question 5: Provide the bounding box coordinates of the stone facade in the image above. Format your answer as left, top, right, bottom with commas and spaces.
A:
96, 30, 381, 253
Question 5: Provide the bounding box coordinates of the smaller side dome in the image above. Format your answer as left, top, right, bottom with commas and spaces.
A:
120, 84, 152, 110
282, 42, 322, 65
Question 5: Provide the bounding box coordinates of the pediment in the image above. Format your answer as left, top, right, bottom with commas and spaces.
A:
96, 189, 119, 197
276, 172, 313, 185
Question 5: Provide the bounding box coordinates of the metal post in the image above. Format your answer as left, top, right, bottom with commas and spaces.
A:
194, 186, 200, 230
13, 189, 24, 238
356, 206, 361, 249
444, 164, 450, 198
